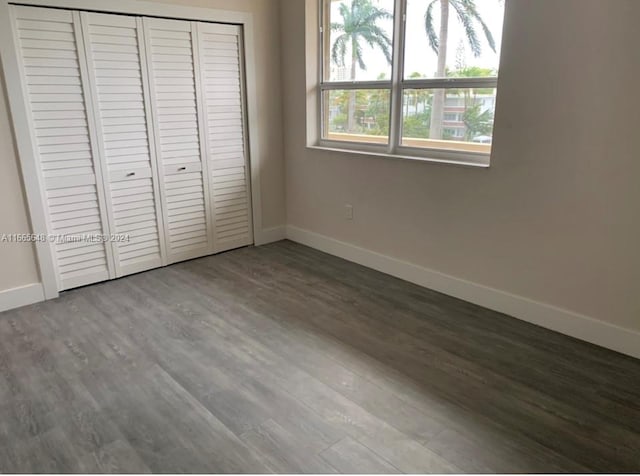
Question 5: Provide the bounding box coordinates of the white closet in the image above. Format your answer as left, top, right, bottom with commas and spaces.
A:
197, 23, 253, 253
13, 7, 115, 290
11, 5, 253, 291
143, 18, 213, 263
81, 12, 167, 277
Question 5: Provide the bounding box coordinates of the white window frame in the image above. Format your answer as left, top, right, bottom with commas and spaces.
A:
310, 0, 501, 167
0, 0, 265, 300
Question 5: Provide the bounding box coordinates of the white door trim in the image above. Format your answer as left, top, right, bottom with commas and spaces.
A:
0, 5, 59, 299
0, 0, 265, 298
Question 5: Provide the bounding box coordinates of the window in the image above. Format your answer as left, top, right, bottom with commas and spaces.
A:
318, 0, 505, 165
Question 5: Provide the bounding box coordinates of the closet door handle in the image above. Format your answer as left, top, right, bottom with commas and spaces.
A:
126, 172, 136, 177
178, 166, 187, 171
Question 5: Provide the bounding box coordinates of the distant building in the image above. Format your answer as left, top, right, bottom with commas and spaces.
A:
441, 92, 495, 141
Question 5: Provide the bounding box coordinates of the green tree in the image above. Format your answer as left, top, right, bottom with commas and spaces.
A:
462, 103, 493, 140
451, 65, 496, 79
329, 89, 354, 133
364, 89, 390, 136
403, 110, 431, 139
331, 0, 392, 132
424, 0, 497, 139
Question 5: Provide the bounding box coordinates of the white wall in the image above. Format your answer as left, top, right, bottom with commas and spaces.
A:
0, 0, 285, 295
280, 0, 640, 336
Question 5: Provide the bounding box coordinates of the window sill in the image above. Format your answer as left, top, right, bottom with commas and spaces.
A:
307, 144, 490, 168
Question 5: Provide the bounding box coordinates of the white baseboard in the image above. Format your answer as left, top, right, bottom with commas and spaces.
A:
0, 283, 45, 313
255, 226, 286, 246
286, 225, 640, 360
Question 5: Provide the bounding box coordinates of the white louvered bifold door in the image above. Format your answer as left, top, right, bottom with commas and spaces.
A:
12, 6, 115, 290
196, 23, 253, 253
80, 12, 167, 277
143, 18, 213, 263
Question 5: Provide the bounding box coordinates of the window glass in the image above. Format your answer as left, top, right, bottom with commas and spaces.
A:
401, 87, 496, 152
319, 0, 504, 159
325, 0, 395, 82
403, 0, 504, 79
323, 89, 391, 144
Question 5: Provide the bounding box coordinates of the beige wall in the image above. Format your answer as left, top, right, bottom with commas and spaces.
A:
280, 0, 640, 332
0, 0, 285, 293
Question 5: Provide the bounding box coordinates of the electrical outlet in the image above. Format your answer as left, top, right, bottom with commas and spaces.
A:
345, 204, 354, 220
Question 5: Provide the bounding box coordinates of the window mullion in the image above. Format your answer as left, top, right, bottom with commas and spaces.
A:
402, 77, 499, 90
320, 81, 393, 90
388, 0, 406, 155
317, 0, 325, 144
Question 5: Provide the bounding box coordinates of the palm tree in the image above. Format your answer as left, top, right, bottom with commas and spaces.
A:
424, 0, 496, 139
462, 103, 494, 141
331, 0, 392, 132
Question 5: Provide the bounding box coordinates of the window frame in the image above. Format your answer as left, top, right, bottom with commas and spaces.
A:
316, 0, 500, 167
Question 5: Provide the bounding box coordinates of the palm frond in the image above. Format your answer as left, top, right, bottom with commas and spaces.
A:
331, 34, 348, 67
476, 15, 496, 52
338, 2, 351, 24
362, 25, 392, 64
354, 40, 366, 70
424, 0, 440, 55
450, 0, 481, 56
330, 0, 394, 73
454, 0, 497, 53
363, 8, 393, 24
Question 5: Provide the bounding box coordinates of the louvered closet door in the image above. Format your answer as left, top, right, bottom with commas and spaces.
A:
80, 12, 167, 276
196, 23, 253, 253
143, 18, 213, 263
12, 6, 115, 290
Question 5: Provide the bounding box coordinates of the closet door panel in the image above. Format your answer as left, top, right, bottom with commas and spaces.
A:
196, 23, 253, 253
143, 18, 213, 263
81, 12, 166, 276
13, 5, 114, 290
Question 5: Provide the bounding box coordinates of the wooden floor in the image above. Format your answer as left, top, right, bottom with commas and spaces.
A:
0, 240, 639, 473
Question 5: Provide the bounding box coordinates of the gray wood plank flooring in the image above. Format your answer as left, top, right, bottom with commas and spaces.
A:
0, 240, 639, 473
